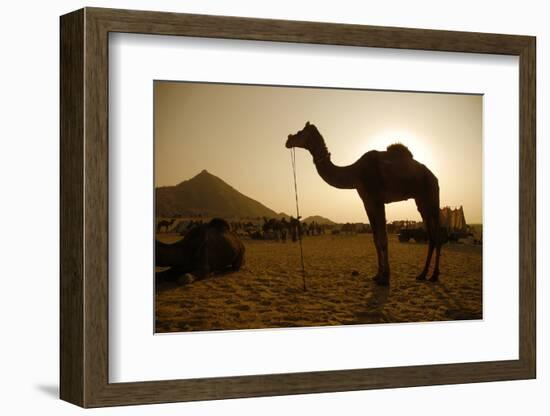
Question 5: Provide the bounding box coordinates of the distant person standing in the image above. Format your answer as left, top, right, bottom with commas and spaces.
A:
290, 216, 301, 242
280, 217, 288, 243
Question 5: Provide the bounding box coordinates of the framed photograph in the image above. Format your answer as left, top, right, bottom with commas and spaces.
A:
60, 7, 536, 408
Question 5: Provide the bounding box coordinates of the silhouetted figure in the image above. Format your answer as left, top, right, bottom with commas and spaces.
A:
310, 221, 317, 236
289, 216, 301, 242
286, 121, 442, 286
315, 223, 323, 235
280, 217, 288, 242
262, 217, 277, 240
157, 218, 175, 233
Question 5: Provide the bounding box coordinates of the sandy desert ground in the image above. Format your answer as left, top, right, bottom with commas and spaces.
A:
155, 233, 482, 333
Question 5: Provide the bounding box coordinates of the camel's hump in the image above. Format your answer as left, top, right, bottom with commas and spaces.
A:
386, 143, 413, 158
208, 217, 231, 232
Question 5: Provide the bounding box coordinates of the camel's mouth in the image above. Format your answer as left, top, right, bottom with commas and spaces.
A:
285, 135, 295, 148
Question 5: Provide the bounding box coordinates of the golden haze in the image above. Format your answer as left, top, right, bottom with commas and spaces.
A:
155, 81, 482, 223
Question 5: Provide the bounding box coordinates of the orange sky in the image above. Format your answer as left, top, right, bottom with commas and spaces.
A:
155, 81, 482, 223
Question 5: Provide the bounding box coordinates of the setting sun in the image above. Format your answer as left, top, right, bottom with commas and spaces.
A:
155, 82, 481, 223
362, 130, 435, 170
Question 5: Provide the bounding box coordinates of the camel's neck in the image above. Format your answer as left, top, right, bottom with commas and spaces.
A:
308, 134, 357, 190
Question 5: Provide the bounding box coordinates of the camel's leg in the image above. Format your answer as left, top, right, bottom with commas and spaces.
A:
418, 204, 442, 282
417, 241, 435, 281
364, 198, 390, 286
375, 207, 390, 285
416, 194, 446, 282
363, 201, 382, 279
414, 202, 435, 281
428, 215, 442, 282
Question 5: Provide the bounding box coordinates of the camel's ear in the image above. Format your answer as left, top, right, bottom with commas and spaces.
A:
306, 121, 310, 126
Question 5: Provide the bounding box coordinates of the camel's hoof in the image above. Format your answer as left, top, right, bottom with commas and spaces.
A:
416, 273, 427, 281
178, 273, 196, 285
428, 273, 440, 282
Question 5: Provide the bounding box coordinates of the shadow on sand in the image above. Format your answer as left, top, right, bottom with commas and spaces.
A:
427, 280, 482, 320
354, 283, 391, 323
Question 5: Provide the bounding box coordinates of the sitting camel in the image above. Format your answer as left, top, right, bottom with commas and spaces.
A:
286, 122, 442, 286
156, 218, 245, 284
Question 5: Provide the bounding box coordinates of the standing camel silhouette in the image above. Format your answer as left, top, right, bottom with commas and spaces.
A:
286, 121, 442, 286
157, 218, 175, 233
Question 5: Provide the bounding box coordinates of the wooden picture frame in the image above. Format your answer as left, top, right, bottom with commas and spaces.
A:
60, 7, 536, 408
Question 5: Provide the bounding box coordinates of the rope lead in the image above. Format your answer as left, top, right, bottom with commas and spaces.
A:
290, 148, 307, 291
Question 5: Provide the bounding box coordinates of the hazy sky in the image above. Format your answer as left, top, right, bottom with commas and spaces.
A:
155, 81, 482, 223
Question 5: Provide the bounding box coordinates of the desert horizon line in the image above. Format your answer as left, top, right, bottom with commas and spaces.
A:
155, 169, 480, 225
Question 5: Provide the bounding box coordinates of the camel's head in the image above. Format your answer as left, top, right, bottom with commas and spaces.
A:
286, 121, 318, 150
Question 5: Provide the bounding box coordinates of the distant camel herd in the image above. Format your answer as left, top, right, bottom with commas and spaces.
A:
156, 216, 328, 242
156, 121, 443, 287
